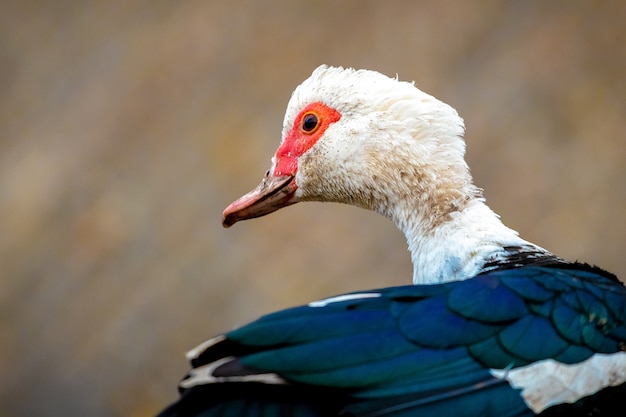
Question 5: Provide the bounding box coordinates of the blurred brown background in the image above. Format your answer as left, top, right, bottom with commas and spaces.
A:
1, 1, 625, 416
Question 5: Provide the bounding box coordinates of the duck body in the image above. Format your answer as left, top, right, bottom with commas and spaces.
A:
161, 263, 626, 417
157, 66, 626, 416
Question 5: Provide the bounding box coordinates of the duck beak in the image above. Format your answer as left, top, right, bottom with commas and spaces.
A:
222, 173, 298, 228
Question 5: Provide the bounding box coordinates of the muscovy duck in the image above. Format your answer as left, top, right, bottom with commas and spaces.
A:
157, 65, 626, 416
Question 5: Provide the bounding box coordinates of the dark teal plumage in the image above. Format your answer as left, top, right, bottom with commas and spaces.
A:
158, 264, 626, 417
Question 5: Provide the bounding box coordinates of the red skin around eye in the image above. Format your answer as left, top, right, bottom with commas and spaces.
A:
273, 102, 341, 176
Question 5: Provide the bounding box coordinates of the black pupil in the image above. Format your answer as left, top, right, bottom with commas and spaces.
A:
302, 114, 318, 132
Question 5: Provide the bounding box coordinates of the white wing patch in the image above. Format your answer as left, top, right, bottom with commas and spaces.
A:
186, 334, 226, 361
180, 356, 288, 389
491, 352, 626, 413
308, 292, 381, 307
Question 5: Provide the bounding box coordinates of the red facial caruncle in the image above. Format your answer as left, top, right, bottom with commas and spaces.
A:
222, 102, 341, 228
273, 102, 342, 176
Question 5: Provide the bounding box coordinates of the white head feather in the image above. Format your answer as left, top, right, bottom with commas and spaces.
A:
258, 65, 555, 283
217, 68, 614, 412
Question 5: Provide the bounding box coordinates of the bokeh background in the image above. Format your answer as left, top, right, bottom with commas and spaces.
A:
1, 1, 625, 416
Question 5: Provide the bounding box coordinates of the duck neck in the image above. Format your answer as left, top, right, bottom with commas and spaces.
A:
389, 196, 558, 285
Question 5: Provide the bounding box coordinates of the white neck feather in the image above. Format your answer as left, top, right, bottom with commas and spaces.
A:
353, 135, 552, 284
399, 199, 549, 284
364, 123, 553, 284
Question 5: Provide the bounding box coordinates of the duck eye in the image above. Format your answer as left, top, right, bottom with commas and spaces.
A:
301, 112, 319, 133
